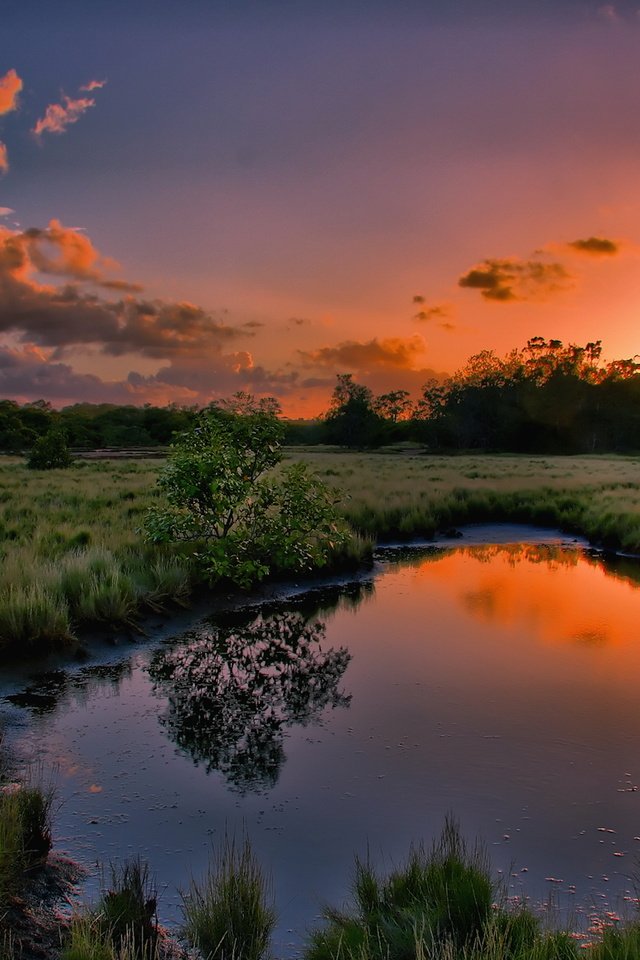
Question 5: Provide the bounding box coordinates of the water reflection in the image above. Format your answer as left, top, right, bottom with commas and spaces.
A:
5, 662, 132, 715
390, 542, 638, 650
148, 612, 351, 792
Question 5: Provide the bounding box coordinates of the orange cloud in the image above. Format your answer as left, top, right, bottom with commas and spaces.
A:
459, 256, 572, 302
0, 143, 7, 176
33, 95, 96, 137
300, 335, 427, 371
567, 236, 619, 256
0, 69, 22, 116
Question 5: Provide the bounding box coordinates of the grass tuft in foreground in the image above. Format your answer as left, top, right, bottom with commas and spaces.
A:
63, 858, 158, 960
307, 817, 493, 960
0, 782, 53, 908
181, 834, 276, 960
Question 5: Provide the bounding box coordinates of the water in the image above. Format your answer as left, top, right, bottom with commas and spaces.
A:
3, 526, 640, 952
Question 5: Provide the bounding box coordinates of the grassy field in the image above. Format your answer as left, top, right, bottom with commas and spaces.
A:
287, 448, 640, 547
0, 450, 639, 659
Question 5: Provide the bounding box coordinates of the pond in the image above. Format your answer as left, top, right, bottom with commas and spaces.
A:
3, 525, 640, 954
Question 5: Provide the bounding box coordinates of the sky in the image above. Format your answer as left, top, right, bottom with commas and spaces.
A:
1, 0, 640, 416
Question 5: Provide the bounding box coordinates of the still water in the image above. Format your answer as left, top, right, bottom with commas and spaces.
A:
3, 527, 640, 952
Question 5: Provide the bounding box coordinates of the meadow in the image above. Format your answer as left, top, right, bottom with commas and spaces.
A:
0, 450, 639, 658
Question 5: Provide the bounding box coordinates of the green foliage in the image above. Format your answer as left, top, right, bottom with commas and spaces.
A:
145, 394, 352, 587
0, 783, 53, 905
306, 818, 494, 960
181, 834, 276, 960
26, 427, 73, 470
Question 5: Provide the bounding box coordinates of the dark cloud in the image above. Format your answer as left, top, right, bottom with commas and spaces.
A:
568, 236, 619, 255
0, 220, 313, 407
0, 345, 152, 405
0, 222, 241, 358
458, 257, 572, 302
299, 335, 427, 370
413, 303, 451, 324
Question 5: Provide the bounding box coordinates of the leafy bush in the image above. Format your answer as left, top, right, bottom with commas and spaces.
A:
145, 394, 352, 587
181, 834, 276, 960
26, 428, 73, 470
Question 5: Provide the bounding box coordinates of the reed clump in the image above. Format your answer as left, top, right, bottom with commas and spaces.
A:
0, 782, 53, 908
181, 834, 276, 960
63, 859, 159, 960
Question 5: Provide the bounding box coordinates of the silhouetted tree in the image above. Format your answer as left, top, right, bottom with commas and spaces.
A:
323, 374, 385, 447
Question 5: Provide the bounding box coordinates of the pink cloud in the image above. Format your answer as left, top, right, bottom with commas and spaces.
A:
33, 95, 96, 137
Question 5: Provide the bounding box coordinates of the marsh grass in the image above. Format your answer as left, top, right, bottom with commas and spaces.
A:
284, 450, 640, 552
1, 451, 639, 659
0, 459, 191, 657
307, 818, 494, 960
181, 834, 276, 960
63, 859, 159, 960
0, 782, 53, 907
306, 820, 640, 960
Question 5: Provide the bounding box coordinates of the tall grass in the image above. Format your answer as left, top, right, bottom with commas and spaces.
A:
0, 782, 53, 907
63, 859, 158, 960
181, 834, 276, 960
0, 459, 191, 658
307, 818, 494, 960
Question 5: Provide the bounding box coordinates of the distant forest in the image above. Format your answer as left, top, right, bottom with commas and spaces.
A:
1, 338, 639, 454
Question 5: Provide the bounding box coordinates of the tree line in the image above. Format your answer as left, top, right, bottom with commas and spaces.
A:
1, 337, 639, 455
0, 399, 197, 453
317, 337, 640, 453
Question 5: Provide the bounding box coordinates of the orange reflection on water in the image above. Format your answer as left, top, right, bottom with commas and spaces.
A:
404, 544, 640, 655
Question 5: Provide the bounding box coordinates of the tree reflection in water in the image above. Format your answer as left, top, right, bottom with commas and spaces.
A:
148, 612, 351, 792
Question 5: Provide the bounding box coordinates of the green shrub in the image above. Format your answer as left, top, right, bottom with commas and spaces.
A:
181, 834, 276, 960
26, 429, 73, 470
306, 818, 494, 960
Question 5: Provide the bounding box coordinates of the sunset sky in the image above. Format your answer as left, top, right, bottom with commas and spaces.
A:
2, 0, 640, 416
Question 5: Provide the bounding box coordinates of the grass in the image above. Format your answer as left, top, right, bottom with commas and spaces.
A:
63, 859, 158, 960
0, 458, 191, 658
5, 805, 640, 960
0, 781, 53, 918
305, 819, 640, 960
181, 834, 276, 960
307, 817, 494, 960
284, 450, 640, 552
0, 450, 640, 660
